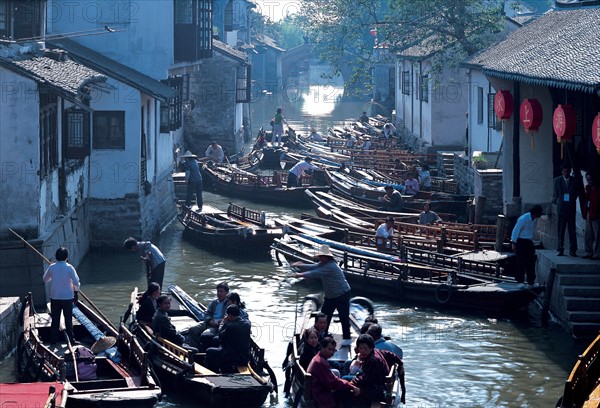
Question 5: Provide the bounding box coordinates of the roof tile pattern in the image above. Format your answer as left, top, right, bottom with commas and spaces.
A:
466, 8, 600, 92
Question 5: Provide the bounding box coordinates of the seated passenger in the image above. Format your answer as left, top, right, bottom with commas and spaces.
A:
375, 216, 395, 249
347, 334, 390, 406
307, 336, 359, 407
419, 164, 431, 190
299, 327, 320, 370
378, 185, 403, 212
309, 128, 324, 142
366, 324, 403, 359
136, 282, 161, 324
418, 202, 442, 226
152, 295, 185, 346
205, 304, 251, 373
188, 282, 229, 351
383, 123, 396, 138
403, 173, 420, 196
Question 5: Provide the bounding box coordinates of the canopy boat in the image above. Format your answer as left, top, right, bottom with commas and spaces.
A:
271, 234, 544, 314
126, 284, 276, 407
17, 292, 161, 408
201, 162, 328, 207
0, 382, 67, 408
557, 332, 600, 408
282, 295, 404, 407
178, 204, 282, 255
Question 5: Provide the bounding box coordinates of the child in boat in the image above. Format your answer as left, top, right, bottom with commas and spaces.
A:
299, 327, 320, 370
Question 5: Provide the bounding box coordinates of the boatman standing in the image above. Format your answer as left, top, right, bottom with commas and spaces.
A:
510, 205, 543, 286
292, 244, 352, 345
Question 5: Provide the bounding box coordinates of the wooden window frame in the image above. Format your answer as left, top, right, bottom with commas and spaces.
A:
93, 111, 125, 150
63, 108, 90, 159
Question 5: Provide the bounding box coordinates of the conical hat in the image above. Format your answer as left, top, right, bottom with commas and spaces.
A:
91, 336, 117, 353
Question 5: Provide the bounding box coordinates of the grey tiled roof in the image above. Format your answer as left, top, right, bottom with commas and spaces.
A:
465, 7, 600, 93
252, 34, 285, 52
0, 51, 106, 101
398, 35, 449, 59
48, 38, 176, 101
213, 39, 249, 63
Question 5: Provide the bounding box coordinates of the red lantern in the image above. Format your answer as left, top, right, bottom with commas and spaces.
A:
520, 98, 543, 132
593, 113, 600, 155
494, 90, 514, 120
553, 104, 576, 143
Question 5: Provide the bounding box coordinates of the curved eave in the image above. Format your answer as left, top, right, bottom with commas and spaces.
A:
483, 69, 599, 94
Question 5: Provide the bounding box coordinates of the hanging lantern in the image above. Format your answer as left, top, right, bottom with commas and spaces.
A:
553, 104, 576, 160
520, 98, 543, 133
494, 90, 514, 120
593, 113, 600, 155
553, 104, 576, 143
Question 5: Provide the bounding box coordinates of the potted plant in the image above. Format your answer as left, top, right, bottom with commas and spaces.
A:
472, 155, 488, 170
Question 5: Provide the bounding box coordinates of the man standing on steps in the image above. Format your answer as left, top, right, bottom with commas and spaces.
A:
553, 164, 581, 256
511, 205, 543, 286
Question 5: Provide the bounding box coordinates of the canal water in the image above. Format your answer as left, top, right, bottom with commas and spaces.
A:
0, 66, 587, 407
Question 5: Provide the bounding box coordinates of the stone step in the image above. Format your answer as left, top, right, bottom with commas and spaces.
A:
562, 286, 600, 297
568, 311, 600, 323
557, 274, 600, 286
565, 297, 600, 311
571, 322, 600, 338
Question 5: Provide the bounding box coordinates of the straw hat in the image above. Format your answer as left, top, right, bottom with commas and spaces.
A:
316, 244, 334, 257
181, 150, 197, 159
91, 336, 117, 354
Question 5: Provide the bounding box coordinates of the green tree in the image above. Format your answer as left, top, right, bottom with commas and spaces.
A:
299, 0, 388, 97
298, 0, 505, 95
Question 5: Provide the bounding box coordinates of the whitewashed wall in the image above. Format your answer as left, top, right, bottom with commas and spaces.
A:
47, 0, 174, 80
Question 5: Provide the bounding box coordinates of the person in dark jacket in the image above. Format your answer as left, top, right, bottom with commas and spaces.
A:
152, 295, 185, 346
136, 282, 161, 324
205, 304, 251, 373
299, 327, 320, 370
553, 164, 581, 256
349, 334, 390, 406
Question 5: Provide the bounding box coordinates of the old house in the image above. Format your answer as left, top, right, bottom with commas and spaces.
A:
394, 37, 468, 151
466, 5, 600, 336
251, 34, 284, 95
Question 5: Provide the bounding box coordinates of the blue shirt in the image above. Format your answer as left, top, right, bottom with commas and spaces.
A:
374, 337, 403, 359
511, 212, 538, 242
138, 241, 166, 269
297, 259, 351, 298
183, 158, 203, 182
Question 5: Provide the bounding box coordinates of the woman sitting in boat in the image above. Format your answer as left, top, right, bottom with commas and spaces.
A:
136, 282, 161, 324
299, 327, 320, 370
346, 334, 391, 406
224, 291, 249, 322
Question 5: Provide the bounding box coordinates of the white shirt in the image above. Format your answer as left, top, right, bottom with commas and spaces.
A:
383, 124, 396, 138
43, 261, 80, 300
205, 144, 225, 163
290, 160, 319, 177
511, 212, 538, 242
375, 223, 394, 239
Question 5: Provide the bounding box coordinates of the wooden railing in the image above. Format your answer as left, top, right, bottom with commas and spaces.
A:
560, 333, 600, 408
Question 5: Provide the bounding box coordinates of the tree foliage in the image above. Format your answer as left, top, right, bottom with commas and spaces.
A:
297, 0, 505, 92
250, 12, 304, 50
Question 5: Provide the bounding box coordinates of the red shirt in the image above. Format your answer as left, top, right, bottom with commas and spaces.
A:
307, 353, 353, 408
582, 184, 600, 220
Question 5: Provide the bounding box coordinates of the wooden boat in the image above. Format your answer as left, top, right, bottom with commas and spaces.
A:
201, 161, 329, 207
178, 203, 282, 255
16, 292, 161, 407
126, 284, 276, 407
0, 382, 67, 408
557, 332, 600, 408
325, 169, 469, 218
271, 234, 544, 314
282, 295, 404, 407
